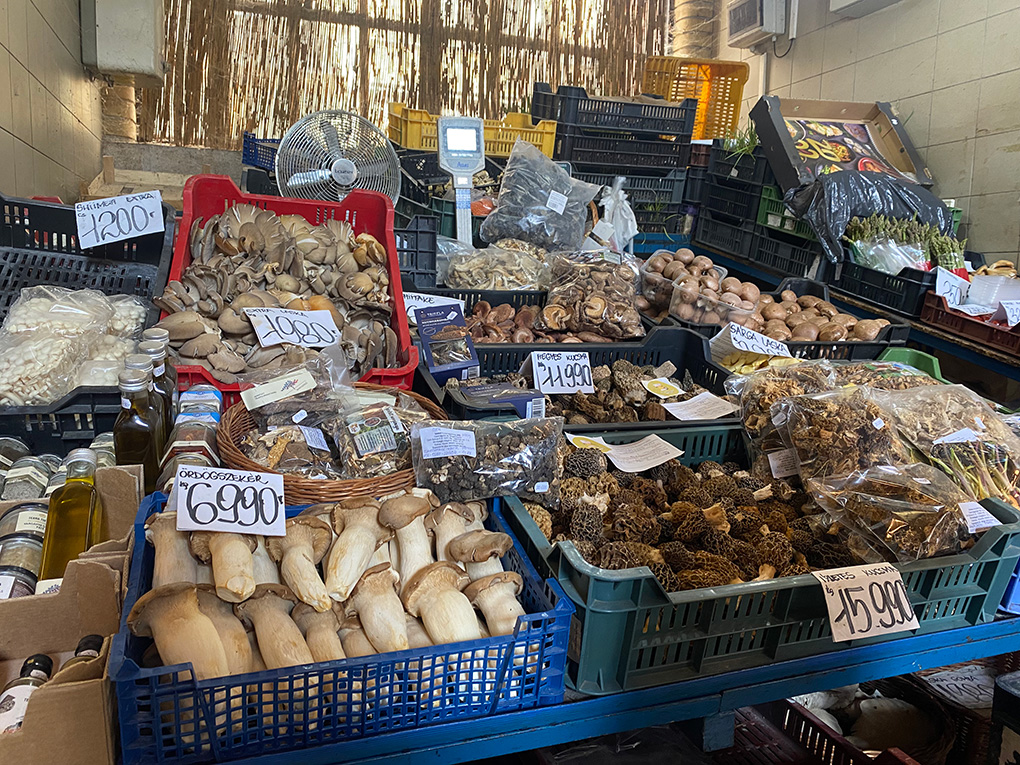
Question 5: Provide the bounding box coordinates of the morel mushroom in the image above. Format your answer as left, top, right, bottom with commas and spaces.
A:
190, 531, 258, 603
292, 603, 347, 663
425, 502, 478, 561
379, 489, 439, 594
447, 530, 512, 581
266, 516, 333, 612
145, 511, 198, 588
325, 497, 392, 602
402, 562, 480, 645
346, 563, 409, 653
233, 584, 314, 669
195, 584, 253, 675
464, 571, 525, 636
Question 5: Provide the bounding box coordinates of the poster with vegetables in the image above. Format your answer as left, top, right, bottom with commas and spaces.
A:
784, 119, 918, 184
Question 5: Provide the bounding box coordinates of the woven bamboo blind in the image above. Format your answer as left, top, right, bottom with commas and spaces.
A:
139, 0, 670, 149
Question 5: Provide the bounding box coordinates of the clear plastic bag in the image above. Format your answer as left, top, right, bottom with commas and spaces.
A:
106, 294, 149, 338
536, 251, 645, 339
828, 360, 942, 390
599, 178, 639, 251
236, 348, 355, 428
75, 359, 125, 388
479, 139, 600, 250
445, 245, 549, 290
89, 334, 136, 362
410, 416, 563, 504
850, 238, 929, 275
808, 463, 971, 562
724, 360, 835, 439
238, 424, 341, 480
3, 286, 114, 337
0, 329, 97, 406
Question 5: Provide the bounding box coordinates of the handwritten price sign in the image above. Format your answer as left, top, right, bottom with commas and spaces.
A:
245, 307, 342, 348
173, 465, 285, 536
530, 351, 595, 395
812, 562, 919, 642
75, 191, 165, 249
710, 322, 792, 364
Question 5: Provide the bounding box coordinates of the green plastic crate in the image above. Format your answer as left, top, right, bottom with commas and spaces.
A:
501, 425, 1020, 696
757, 185, 816, 240
950, 206, 962, 235
430, 197, 486, 247
878, 347, 949, 383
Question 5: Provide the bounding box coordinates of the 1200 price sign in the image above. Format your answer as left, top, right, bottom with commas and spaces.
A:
531, 351, 595, 395
245, 307, 342, 348
812, 563, 919, 642
75, 191, 166, 249
173, 466, 286, 537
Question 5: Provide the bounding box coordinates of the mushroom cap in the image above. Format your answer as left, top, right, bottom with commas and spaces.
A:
447, 530, 513, 564
265, 516, 333, 563
233, 583, 298, 627
424, 502, 475, 532
144, 511, 183, 546
402, 561, 471, 615
127, 582, 198, 637
347, 563, 400, 614
463, 571, 523, 603
189, 531, 257, 563
292, 601, 341, 630
465, 501, 488, 523
378, 492, 433, 530
331, 498, 385, 536
299, 502, 335, 521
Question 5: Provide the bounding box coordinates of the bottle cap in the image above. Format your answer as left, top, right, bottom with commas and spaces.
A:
65, 448, 97, 468
138, 341, 167, 361
142, 328, 170, 346
118, 369, 150, 393
125, 354, 154, 373
22, 654, 53, 678
75, 634, 104, 656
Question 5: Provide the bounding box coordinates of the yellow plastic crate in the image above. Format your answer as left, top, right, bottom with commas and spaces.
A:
642, 57, 750, 141
388, 103, 556, 157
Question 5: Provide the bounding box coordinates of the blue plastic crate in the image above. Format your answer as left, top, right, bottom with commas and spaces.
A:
242, 132, 280, 171
1001, 567, 1020, 614
110, 495, 572, 765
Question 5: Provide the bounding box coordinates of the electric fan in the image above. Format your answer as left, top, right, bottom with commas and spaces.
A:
274, 110, 401, 203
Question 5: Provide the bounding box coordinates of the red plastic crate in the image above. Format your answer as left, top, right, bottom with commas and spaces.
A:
921, 292, 1020, 358
168, 175, 417, 403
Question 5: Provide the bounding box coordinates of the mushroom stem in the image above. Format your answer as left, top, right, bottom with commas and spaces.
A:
427, 503, 473, 561
325, 524, 386, 602
235, 587, 313, 669
403, 563, 480, 646
348, 565, 408, 653
195, 585, 253, 675
194, 533, 257, 603
393, 521, 432, 595
252, 536, 281, 584
379, 490, 438, 596
267, 518, 333, 613
146, 512, 199, 589
405, 615, 433, 649
292, 604, 346, 663
338, 617, 377, 658
465, 559, 503, 580
464, 573, 525, 636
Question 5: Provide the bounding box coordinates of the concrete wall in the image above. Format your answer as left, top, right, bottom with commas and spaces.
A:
0, 0, 103, 200
719, 0, 1020, 262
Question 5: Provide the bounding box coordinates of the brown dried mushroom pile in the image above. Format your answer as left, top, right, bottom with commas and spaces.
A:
537, 257, 644, 340
153, 204, 399, 382
524, 448, 858, 592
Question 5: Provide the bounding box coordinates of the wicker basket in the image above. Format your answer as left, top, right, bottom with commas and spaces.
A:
216, 383, 447, 504
858, 676, 957, 765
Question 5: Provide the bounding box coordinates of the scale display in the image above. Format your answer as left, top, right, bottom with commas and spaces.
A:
438, 116, 486, 245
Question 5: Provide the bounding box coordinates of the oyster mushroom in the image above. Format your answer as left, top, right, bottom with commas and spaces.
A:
346, 563, 409, 653
402, 562, 480, 646
325, 497, 392, 602
464, 571, 525, 636
190, 531, 258, 603
145, 511, 198, 588
266, 516, 333, 612
448, 530, 511, 581
378, 489, 439, 594
155, 311, 216, 342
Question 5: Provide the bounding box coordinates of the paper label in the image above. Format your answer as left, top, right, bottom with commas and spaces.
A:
403, 292, 465, 325
958, 501, 1002, 533
642, 377, 683, 399
75, 191, 165, 249
349, 417, 398, 457
33, 577, 61, 595
0, 684, 39, 733
710, 322, 792, 364
590, 220, 615, 242
565, 434, 612, 453
526, 398, 546, 418
933, 427, 981, 445
812, 562, 919, 642
419, 427, 477, 459
298, 425, 329, 452
955, 303, 996, 316
14, 510, 47, 535
383, 406, 405, 433
935, 266, 969, 308
245, 307, 342, 348
546, 190, 568, 214
535, 481, 550, 493
239, 369, 316, 410
5, 465, 49, 486
768, 448, 799, 478
173, 466, 286, 537
292, 409, 308, 424
529, 351, 595, 395
600, 435, 683, 473
663, 392, 738, 421
924, 665, 996, 708
993, 300, 1020, 328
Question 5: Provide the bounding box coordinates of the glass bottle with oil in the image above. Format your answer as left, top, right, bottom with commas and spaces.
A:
138, 340, 176, 433
36, 449, 103, 593
124, 354, 167, 452
114, 369, 161, 495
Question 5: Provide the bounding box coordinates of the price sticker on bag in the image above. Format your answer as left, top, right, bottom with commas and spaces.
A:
173, 465, 285, 537
812, 562, 919, 643
245, 307, 342, 348
529, 351, 595, 395
75, 191, 166, 249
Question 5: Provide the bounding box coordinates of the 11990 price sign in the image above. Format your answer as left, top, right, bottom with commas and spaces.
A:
173, 465, 286, 537
245, 307, 342, 348
531, 351, 595, 395
812, 562, 919, 642
75, 191, 166, 249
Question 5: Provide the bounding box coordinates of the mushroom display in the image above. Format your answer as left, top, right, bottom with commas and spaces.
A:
233, 584, 314, 669
266, 516, 333, 612
345, 564, 409, 653
642, 249, 727, 320
325, 498, 393, 602
447, 530, 512, 581
464, 571, 526, 636
190, 531, 258, 603
144, 511, 198, 588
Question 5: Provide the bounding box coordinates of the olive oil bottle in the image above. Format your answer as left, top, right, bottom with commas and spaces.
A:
124, 354, 167, 451
36, 449, 103, 592
114, 369, 162, 495
139, 339, 177, 426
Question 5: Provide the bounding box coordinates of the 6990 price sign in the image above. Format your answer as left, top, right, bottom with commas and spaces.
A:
75, 191, 166, 249
812, 563, 919, 643
244, 307, 342, 349
531, 351, 595, 395
173, 465, 286, 537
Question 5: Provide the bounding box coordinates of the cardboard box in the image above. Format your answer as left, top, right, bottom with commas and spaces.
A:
416, 303, 480, 385
750, 95, 932, 192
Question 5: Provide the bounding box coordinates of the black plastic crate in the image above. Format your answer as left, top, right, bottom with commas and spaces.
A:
394, 196, 434, 229
402, 279, 547, 313
702, 175, 762, 222
683, 167, 707, 204
574, 169, 686, 205
398, 149, 505, 206
395, 215, 438, 289
632, 201, 688, 234
751, 225, 828, 280
693, 208, 757, 259
707, 142, 775, 187
555, 131, 691, 172
240, 167, 279, 196
830, 259, 935, 318
0, 388, 122, 452
689, 142, 712, 167
415, 326, 732, 429
531, 83, 696, 136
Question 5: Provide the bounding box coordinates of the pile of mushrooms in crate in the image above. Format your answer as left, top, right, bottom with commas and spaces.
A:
130, 488, 527, 694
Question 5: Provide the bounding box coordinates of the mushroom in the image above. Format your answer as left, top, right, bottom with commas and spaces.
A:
346, 564, 409, 653
325, 497, 393, 602
145, 511, 198, 588
127, 583, 230, 680
405, 615, 433, 649
447, 530, 512, 581
190, 531, 258, 603
251, 536, 281, 584
464, 572, 525, 636
233, 584, 313, 669
378, 489, 439, 594
402, 562, 480, 646
338, 617, 377, 657
292, 603, 347, 662
463, 502, 487, 533
195, 584, 253, 675
266, 516, 333, 612
154, 311, 215, 342
425, 502, 478, 562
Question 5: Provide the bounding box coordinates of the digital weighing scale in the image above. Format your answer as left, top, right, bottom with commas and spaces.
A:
437, 116, 486, 245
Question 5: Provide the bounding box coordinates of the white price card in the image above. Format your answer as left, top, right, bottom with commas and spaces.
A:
710, 322, 792, 364
954, 303, 996, 317
663, 392, 738, 421
245, 307, 342, 348
239, 368, 316, 410
404, 292, 465, 325
642, 377, 683, 399
935, 266, 969, 308
812, 562, 919, 643
173, 465, 285, 537
418, 426, 477, 459
529, 351, 595, 395
767, 447, 799, 478
601, 435, 683, 473
958, 501, 1002, 533
992, 300, 1020, 328
922, 665, 996, 709
75, 191, 166, 249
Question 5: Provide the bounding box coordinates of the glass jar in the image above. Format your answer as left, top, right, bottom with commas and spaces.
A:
37, 454, 63, 472
0, 437, 30, 471
157, 452, 216, 495
0, 565, 37, 599
0, 501, 48, 540
44, 468, 67, 497
0, 534, 43, 578
90, 433, 116, 468
160, 420, 219, 469
2, 457, 52, 501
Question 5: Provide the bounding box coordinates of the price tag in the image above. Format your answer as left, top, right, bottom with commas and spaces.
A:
642, 377, 683, 398
404, 292, 465, 325
75, 191, 166, 249
245, 307, 342, 348
922, 665, 996, 708
958, 501, 1002, 533
600, 435, 683, 472
767, 447, 799, 478
418, 426, 477, 459
933, 427, 981, 445
565, 434, 612, 453
935, 266, 969, 308
812, 562, 919, 643
709, 322, 792, 364
529, 351, 595, 395
239, 368, 316, 410
992, 300, 1020, 328
546, 190, 568, 214
589, 220, 615, 243
954, 303, 996, 317
173, 465, 285, 537
663, 391, 738, 420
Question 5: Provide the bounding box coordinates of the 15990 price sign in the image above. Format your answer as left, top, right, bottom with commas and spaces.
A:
173, 466, 286, 537
812, 562, 919, 642
531, 351, 595, 395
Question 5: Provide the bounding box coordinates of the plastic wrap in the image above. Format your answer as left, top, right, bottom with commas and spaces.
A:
479, 139, 600, 250
75, 360, 125, 388
829, 360, 941, 390
850, 238, 928, 275
724, 360, 835, 439
0, 329, 97, 406
536, 251, 644, 339
786, 171, 956, 264
106, 294, 149, 338
808, 463, 972, 562
238, 424, 341, 479
89, 334, 136, 362
445, 245, 549, 290
236, 349, 355, 427
640, 249, 727, 319
410, 417, 563, 504
3, 286, 114, 337
599, 177, 639, 251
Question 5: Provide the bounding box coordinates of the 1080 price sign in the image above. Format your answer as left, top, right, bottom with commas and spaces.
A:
813, 563, 919, 642
531, 351, 595, 395
245, 307, 342, 349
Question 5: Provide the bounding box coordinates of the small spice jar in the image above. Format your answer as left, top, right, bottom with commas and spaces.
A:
0, 534, 44, 599
44, 468, 67, 497
0, 437, 30, 471
160, 421, 219, 469
90, 433, 116, 468
37, 454, 63, 472
157, 453, 216, 495
2, 457, 53, 501
0, 501, 48, 540
0, 565, 37, 599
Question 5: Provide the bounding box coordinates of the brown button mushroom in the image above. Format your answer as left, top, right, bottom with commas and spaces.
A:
266, 516, 333, 612
195, 584, 254, 675
346, 563, 409, 653
127, 582, 230, 680
292, 602, 347, 663
233, 583, 314, 669
251, 535, 281, 585
425, 502, 478, 561
338, 616, 377, 658
447, 530, 512, 581
402, 561, 480, 645
324, 497, 392, 602
190, 531, 258, 603
379, 489, 439, 594
464, 571, 526, 636
145, 511, 198, 588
